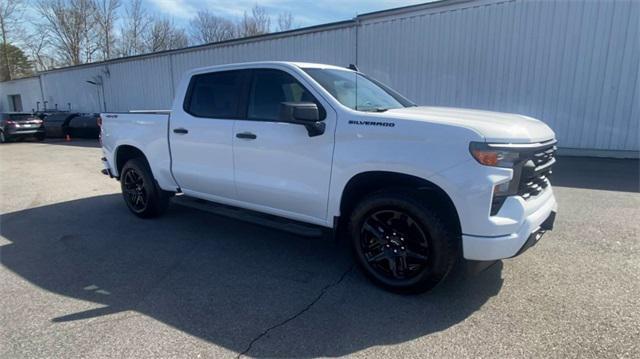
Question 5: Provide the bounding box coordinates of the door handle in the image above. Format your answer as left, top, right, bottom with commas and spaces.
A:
173, 128, 188, 134
236, 132, 257, 140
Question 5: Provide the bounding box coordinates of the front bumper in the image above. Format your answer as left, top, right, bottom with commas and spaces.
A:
462, 189, 558, 261
512, 211, 556, 257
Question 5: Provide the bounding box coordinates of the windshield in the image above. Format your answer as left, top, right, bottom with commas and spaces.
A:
303, 68, 415, 112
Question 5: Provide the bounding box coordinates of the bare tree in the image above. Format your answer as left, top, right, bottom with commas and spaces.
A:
22, 23, 56, 71
94, 0, 120, 60
237, 5, 271, 37
0, 0, 24, 80
189, 9, 235, 45
119, 0, 148, 56
35, 0, 98, 65
169, 27, 189, 50
145, 17, 188, 52
276, 11, 294, 32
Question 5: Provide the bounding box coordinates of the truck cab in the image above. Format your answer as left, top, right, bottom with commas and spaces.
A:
100, 61, 557, 293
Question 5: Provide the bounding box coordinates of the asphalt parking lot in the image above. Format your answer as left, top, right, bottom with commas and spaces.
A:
1, 140, 638, 358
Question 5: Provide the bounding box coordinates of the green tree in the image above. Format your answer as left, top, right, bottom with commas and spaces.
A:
0, 43, 33, 81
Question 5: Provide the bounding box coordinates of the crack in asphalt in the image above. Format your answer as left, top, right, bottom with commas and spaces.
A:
237, 264, 354, 358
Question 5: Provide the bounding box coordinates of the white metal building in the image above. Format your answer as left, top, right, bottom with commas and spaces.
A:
1, 0, 638, 157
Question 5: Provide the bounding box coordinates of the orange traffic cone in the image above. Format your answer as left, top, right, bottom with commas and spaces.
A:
65, 134, 71, 141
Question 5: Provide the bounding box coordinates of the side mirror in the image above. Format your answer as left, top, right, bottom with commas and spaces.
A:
279, 102, 325, 137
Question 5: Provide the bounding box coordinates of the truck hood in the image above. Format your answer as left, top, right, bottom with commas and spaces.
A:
386, 106, 555, 143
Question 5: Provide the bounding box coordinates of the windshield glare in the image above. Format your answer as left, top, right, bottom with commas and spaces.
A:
303, 68, 414, 112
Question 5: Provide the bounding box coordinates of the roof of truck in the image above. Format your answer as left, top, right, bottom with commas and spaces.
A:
188, 61, 353, 75
288, 62, 353, 70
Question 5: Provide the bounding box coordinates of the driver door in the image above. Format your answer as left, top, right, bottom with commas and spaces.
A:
232, 68, 336, 225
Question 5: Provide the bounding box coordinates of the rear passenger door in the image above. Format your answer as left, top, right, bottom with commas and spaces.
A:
170, 69, 250, 200
232, 68, 336, 225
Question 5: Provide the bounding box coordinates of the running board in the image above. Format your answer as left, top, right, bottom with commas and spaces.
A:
173, 196, 326, 238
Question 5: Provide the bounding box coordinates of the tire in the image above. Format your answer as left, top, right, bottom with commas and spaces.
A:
35, 133, 46, 141
120, 157, 171, 218
348, 189, 459, 294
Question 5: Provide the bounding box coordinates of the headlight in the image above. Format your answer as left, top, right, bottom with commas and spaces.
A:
469, 142, 520, 168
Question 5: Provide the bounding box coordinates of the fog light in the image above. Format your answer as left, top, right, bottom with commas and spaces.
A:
494, 182, 510, 195
490, 181, 512, 216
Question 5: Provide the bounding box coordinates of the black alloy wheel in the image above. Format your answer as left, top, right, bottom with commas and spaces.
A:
119, 157, 170, 218
122, 167, 148, 213
349, 189, 458, 293
360, 209, 430, 281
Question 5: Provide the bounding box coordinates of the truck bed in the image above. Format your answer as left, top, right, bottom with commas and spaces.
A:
100, 112, 178, 191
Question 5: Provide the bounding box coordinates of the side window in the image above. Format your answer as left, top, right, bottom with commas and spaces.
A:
248, 69, 323, 121
184, 70, 246, 119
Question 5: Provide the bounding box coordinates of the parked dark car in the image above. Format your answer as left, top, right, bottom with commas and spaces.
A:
67, 113, 100, 139
0, 112, 45, 143
41, 111, 79, 138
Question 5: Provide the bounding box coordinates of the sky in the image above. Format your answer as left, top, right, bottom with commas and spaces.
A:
144, 0, 430, 29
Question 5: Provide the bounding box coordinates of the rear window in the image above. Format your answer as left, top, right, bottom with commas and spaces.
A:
184, 70, 248, 119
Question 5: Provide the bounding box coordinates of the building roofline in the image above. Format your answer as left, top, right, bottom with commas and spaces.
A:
32, 19, 357, 75
3, 0, 490, 79
357, 0, 472, 20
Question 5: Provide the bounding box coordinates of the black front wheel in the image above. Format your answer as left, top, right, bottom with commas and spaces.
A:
120, 158, 170, 218
348, 190, 459, 293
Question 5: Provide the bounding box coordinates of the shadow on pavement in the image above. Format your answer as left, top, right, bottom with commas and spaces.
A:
0, 194, 502, 356
553, 156, 639, 193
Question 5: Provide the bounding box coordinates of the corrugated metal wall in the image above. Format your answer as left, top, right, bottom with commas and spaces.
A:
0, 0, 637, 154
41, 65, 106, 112
0, 77, 42, 112
358, 0, 639, 152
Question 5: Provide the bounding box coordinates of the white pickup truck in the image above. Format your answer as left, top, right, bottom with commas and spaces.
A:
100, 61, 557, 293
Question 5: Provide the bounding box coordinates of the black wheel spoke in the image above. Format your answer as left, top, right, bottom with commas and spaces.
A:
362, 222, 385, 249
405, 249, 428, 261
369, 214, 392, 234
138, 192, 147, 206
397, 255, 409, 274
387, 257, 400, 278
359, 208, 430, 282
366, 251, 387, 263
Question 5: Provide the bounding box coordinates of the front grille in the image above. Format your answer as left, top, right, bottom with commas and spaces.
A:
517, 143, 556, 200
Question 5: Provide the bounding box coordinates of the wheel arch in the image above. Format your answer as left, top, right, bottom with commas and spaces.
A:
114, 144, 149, 177
337, 171, 461, 235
